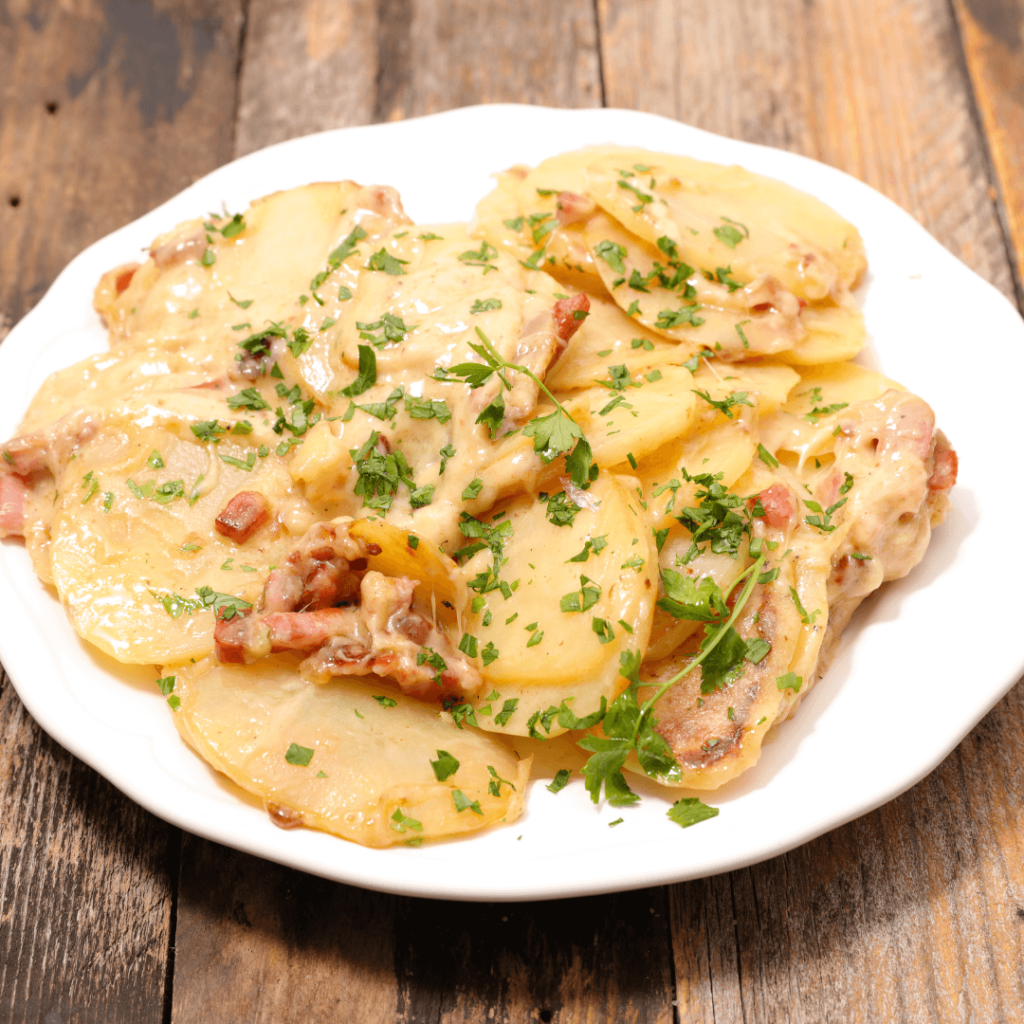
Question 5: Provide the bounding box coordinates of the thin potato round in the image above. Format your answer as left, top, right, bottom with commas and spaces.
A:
464, 474, 658, 736
171, 655, 530, 847
50, 414, 304, 665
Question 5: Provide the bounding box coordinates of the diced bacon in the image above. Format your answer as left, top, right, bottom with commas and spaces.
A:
503, 295, 592, 426
215, 491, 269, 544
0, 474, 28, 537
552, 293, 591, 342
555, 191, 596, 227
929, 440, 958, 491
262, 521, 365, 613
214, 613, 250, 663
743, 276, 801, 319
750, 484, 796, 530
264, 609, 357, 652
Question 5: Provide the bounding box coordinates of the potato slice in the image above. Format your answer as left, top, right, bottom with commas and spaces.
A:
690, 361, 800, 420
471, 159, 608, 291
546, 294, 685, 393
585, 150, 865, 300
348, 516, 467, 622
463, 473, 658, 736
107, 183, 392, 352
562, 365, 700, 469
18, 348, 220, 435
759, 361, 903, 466
171, 655, 530, 847
583, 213, 808, 359
49, 412, 304, 665
780, 301, 867, 366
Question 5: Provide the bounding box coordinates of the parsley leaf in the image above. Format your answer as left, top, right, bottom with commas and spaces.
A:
594, 239, 627, 274
430, 749, 460, 782
692, 389, 754, 420
667, 798, 719, 828
227, 388, 270, 412
365, 248, 408, 275
340, 345, 377, 397
284, 742, 314, 767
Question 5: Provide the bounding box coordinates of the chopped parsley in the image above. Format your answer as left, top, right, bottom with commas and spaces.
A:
430, 749, 460, 782
284, 742, 314, 766
667, 798, 719, 828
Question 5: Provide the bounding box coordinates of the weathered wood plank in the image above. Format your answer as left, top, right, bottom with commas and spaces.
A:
672, 694, 1024, 1024
0, 0, 245, 323
172, 833, 676, 1024
235, 0, 603, 156
951, 0, 1024, 303
0, 670, 176, 1024
596, 0, 1017, 301
0, 1, 244, 1021
171, 835, 400, 1023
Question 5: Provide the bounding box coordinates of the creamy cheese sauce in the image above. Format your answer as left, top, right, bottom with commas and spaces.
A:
0, 147, 956, 844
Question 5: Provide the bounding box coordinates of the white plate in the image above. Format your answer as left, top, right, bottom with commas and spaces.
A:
0, 105, 1020, 902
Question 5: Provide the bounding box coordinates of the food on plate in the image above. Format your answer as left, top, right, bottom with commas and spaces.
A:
0, 147, 957, 846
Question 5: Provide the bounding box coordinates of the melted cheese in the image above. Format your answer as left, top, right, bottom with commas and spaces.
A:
0, 147, 954, 844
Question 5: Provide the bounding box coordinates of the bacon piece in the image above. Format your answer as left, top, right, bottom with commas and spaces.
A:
929, 437, 958, 491
215, 491, 270, 544
115, 267, 137, 294
264, 609, 358, 652
555, 191, 596, 227
0, 474, 28, 538
552, 293, 591, 342
262, 521, 364, 613
214, 613, 251, 663
750, 484, 795, 530
502, 294, 593, 426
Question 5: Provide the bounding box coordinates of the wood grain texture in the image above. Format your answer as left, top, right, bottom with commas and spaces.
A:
0, 1, 244, 1021
171, 834, 400, 1023
0, 0, 245, 323
235, 0, 603, 156
0, 671, 176, 1024
952, 0, 1024, 304
172, 835, 677, 1024
596, 0, 1017, 300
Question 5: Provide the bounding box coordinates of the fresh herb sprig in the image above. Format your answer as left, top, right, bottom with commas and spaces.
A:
577, 550, 767, 806
436, 327, 597, 488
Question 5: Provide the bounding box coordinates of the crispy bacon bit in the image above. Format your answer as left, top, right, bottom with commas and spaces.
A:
552, 293, 591, 342
263, 522, 364, 613
217, 546, 481, 699
929, 438, 958, 491
555, 191, 596, 226
750, 484, 795, 530
214, 612, 251, 663
115, 267, 136, 294
0, 474, 28, 538
215, 491, 269, 544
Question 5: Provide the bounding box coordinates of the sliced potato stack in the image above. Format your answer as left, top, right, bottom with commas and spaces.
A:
0, 143, 947, 849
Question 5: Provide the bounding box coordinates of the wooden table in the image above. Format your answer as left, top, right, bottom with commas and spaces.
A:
1, 1, 1022, 1020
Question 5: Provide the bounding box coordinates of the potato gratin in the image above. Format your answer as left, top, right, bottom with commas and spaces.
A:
0, 147, 957, 846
